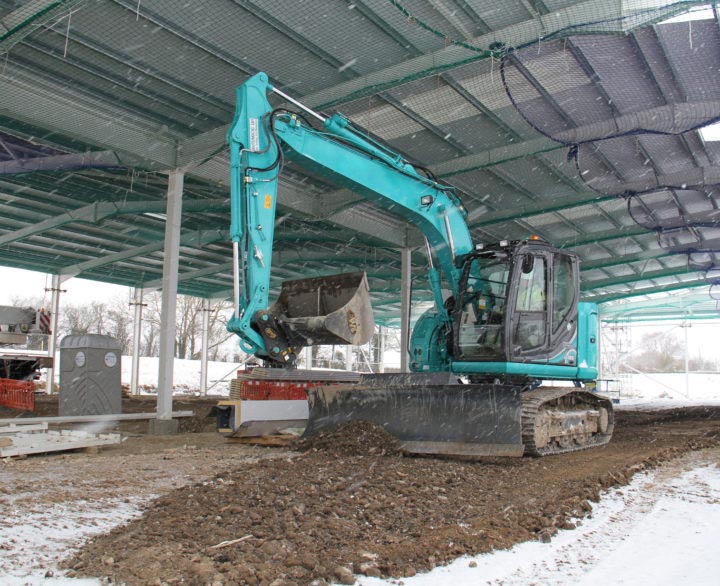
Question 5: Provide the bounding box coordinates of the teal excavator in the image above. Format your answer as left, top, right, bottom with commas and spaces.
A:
217, 72, 613, 457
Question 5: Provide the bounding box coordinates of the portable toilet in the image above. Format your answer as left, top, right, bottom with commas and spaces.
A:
59, 334, 122, 416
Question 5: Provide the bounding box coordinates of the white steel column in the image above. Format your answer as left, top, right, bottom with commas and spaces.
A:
157, 170, 184, 420
200, 297, 211, 396
45, 273, 63, 394
130, 287, 144, 396
304, 346, 312, 369
345, 345, 353, 371
682, 321, 690, 397
400, 248, 411, 373
378, 325, 385, 373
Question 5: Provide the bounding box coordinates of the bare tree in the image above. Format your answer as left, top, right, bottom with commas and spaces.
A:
107, 298, 133, 354
61, 302, 106, 336
138, 292, 235, 360
11, 290, 238, 361
625, 331, 682, 372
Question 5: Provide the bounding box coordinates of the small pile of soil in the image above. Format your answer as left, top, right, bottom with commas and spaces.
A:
293, 420, 401, 456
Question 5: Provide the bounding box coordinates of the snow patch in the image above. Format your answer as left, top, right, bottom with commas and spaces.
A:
353, 460, 720, 586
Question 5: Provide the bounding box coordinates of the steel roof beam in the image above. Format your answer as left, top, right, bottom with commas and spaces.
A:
436, 129, 720, 189
142, 261, 235, 291
189, 162, 411, 248
0, 198, 227, 246
557, 225, 650, 249
0, 150, 126, 174
0, 0, 86, 53
59, 228, 227, 278
0, 69, 178, 168
470, 192, 615, 226
468, 164, 720, 227
585, 279, 709, 304
582, 266, 698, 291
581, 248, 673, 272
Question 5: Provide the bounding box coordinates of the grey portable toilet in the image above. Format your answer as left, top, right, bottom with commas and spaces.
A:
59, 334, 122, 416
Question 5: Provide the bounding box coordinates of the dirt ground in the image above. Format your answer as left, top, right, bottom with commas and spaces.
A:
21, 404, 710, 586
60, 408, 720, 586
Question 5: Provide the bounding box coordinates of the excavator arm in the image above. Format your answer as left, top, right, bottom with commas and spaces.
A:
227, 72, 475, 363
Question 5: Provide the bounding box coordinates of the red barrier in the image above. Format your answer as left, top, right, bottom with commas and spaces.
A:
0, 379, 35, 411
237, 378, 312, 401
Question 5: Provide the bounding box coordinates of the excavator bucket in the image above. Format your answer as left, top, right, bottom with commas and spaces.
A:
303, 373, 525, 457
270, 271, 374, 346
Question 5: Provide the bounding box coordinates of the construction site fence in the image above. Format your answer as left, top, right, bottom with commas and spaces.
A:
0, 379, 35, 411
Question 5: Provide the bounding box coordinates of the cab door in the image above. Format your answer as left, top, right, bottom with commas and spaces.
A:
509, 252, 549, 360
508, 247, 579, 364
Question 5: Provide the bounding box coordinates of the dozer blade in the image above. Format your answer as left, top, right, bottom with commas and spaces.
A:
303, 373, 525, 457
270, 271, 374, 346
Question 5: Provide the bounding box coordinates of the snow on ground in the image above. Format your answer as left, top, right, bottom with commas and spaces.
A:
122, 356, 720, 410
13, 358, 718, 584
2, 449, 718, 585
621, 372, 720, 402
616, 397, 720, 410
119, 356, 243, 396
1, 499, 143, 586
353, 449, 720, 586
611, 372, 720, 411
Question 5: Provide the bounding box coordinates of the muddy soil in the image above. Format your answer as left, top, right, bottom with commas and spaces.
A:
64, 406, 720, 586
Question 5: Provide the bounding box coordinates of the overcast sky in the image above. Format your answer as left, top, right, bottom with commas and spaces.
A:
0, 266, 129, 307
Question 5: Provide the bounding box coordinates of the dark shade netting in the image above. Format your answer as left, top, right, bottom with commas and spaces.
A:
499, 19, 720, 304
573, 134, 720, 197
501, 25, 720, 146
627, 186, 720, 232
656, 226, 720, 254
689, 251, 720, 271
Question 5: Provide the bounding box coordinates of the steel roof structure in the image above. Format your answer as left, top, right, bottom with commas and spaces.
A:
1, 0, 719, 325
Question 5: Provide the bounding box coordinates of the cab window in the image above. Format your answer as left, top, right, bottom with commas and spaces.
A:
513, 255, 547, 352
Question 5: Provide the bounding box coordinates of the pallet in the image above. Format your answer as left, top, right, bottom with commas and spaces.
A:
0, 422, 124, 457
0, 422, 48, 434
227, 433, 296, 446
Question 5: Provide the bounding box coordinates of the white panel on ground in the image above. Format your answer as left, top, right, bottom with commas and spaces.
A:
237, 400, 309, 436
0, 424, 124, 457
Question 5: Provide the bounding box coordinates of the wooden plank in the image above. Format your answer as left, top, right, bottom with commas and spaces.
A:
228, 433, 296, 446
0, 411, 194, 425
0, 422, 48, 433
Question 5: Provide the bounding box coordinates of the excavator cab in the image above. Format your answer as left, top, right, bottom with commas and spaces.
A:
452, 239, 580, 371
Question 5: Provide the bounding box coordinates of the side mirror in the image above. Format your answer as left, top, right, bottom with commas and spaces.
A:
521, 255, 534, 274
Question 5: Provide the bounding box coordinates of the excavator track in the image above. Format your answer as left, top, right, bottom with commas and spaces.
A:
521, 387, 614, 457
